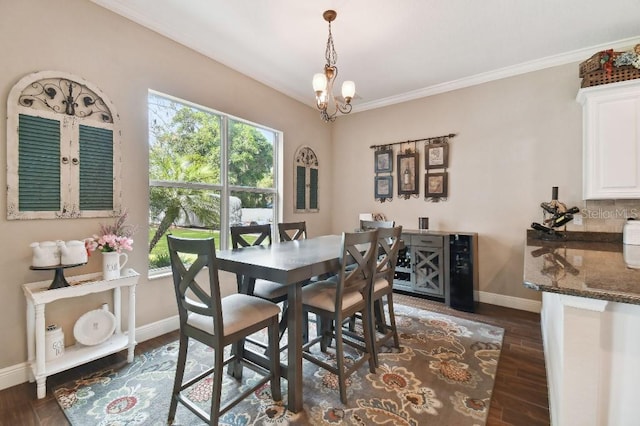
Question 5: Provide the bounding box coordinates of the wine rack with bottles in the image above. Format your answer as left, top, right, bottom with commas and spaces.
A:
393, 247, 412, 289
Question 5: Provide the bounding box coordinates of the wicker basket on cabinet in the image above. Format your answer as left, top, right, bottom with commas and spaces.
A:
579, 48, 640, 88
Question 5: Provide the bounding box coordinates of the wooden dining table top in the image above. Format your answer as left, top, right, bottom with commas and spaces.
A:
215, 234, 344, 285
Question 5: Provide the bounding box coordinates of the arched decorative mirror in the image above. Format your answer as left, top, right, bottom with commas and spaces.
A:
294, 146, 319, 213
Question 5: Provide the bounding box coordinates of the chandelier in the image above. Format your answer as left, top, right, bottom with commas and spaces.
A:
312, 10, 355, 122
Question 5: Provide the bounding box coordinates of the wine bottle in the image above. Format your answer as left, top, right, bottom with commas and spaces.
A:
531, 222, 552, 233
540, 202, 557, 214
551, 213, 574, 228
566, 206, 580, 214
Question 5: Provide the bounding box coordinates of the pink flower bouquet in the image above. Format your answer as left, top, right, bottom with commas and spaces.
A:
86, 211, 136, 254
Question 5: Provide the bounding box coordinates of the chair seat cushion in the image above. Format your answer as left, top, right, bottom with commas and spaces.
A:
302, 280, 363, 313
187, 293, 280, 337
373, 277, 392, 294
252, 279, 288, 300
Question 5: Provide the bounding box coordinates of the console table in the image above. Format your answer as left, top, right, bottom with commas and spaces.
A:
22, 270, 139, 398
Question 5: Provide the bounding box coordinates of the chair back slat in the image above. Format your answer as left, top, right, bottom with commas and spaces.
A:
230, 224, 272, 248
167, 235, 223, 336
360, 219, 395, 230
375, 226, 403, 281
278, 221, 307, 242
336, 230, 378, 308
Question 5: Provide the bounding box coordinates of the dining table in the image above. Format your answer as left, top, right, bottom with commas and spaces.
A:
215, 234, 343, 413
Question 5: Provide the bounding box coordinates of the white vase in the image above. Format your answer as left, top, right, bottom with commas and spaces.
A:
102, 251, 128, 280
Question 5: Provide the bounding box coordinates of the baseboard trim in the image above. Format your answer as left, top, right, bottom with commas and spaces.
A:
0, 362, 31, 392
477, 290, 541, 313
135, 314, 179, 343
0, 315, 180, 392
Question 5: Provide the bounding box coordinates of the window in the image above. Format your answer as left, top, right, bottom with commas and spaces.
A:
148, 91, 281, 272
7, 71, 121, 219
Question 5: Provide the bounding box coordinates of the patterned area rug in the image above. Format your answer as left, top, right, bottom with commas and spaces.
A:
55, 297, 504, 425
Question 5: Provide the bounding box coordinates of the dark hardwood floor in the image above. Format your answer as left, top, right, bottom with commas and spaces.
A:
0, 295, 549, 425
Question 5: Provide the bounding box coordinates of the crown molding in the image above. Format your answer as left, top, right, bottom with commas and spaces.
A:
354, 36, 640, 113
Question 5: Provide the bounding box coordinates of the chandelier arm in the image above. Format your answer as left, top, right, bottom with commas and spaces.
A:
336, 103, 353, 114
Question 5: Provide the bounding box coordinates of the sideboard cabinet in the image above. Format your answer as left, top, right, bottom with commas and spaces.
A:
394, 233, 447, 298
577, 80, 640, 200
393, 230, 478, 312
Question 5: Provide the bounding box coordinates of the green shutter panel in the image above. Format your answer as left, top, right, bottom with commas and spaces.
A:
296, 165, 306, 210
310, 168, 318, 210
79, 125, 113, 210
18, 114, 61, 211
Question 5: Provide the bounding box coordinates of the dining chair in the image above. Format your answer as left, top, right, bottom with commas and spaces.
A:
166, 235, 281, 425
278, 221, 307, 242
368, 225, 403, 366
360, 219, 395, 230
230, 224, 288, 301
301, 230, 379, 404
230, 224, 289, 344
344, 226, 403, 365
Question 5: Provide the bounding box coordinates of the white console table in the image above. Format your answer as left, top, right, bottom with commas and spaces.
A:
22, 270, 139, 399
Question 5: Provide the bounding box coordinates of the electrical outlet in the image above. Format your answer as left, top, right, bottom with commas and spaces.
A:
573, 214, 583, 226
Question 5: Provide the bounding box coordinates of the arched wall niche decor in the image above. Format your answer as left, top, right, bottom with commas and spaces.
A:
6, 71, 122, 219
294, 145, 319, 213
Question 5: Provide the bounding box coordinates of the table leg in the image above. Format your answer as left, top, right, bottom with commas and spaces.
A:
114, 287, 122, 335
26, 299, 35, 382
35, 304, 46, 399
287, 283, 303, 413
127, 284, 136, 363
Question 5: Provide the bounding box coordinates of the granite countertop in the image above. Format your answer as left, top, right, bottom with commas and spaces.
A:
524, 230, 640, 305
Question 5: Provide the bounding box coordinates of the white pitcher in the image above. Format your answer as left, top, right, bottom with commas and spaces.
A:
102, 251, 128, 280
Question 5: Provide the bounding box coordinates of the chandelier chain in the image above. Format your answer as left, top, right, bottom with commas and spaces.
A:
325, 22, 337, 67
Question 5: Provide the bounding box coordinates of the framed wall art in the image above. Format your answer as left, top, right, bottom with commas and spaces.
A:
397, 153, 419, 196
425, 172, 448, 197
374, 176, 393, 199
426, 142, 449, 169
374, 149, 393, 173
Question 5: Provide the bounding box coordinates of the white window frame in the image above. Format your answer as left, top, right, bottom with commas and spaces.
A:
148, 90, 282, 267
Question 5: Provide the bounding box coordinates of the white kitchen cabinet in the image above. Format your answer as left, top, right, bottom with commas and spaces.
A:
22, 270, 138, 398
577, 80, 640, 199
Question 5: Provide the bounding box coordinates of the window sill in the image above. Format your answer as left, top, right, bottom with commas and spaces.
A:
148, 267, 171, 281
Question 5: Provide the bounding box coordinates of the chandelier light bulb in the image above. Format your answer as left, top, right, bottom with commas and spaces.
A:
341, 80, 355, 102
313, 73, 327, 93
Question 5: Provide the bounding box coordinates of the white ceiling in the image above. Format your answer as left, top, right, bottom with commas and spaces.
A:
92, 0, 640, 113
